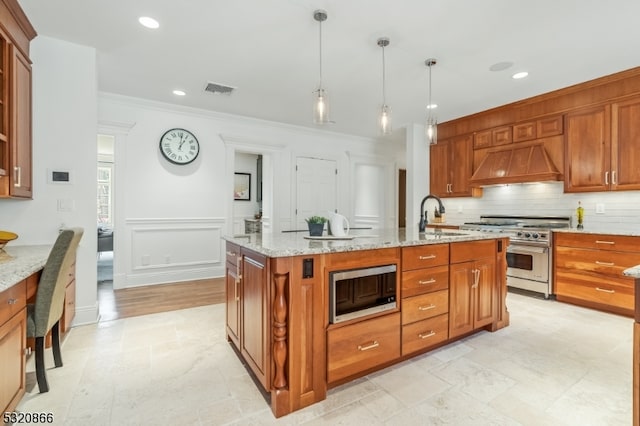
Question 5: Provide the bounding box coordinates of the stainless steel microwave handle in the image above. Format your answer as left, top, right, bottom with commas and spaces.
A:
331, 264, 396, 281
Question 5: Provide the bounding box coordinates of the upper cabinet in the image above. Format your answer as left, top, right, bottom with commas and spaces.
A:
430, 134, 481, 198
565, 99, 640, 193
0, 0, 36, 199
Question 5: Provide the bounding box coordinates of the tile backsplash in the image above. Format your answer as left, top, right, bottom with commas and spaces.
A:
436, 182, 640, 233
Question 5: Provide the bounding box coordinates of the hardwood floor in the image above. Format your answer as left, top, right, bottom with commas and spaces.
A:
98, 278, 225, 321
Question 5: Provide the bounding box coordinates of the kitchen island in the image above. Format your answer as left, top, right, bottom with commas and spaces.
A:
623, 265, 640, 426
224, 228, 509, 417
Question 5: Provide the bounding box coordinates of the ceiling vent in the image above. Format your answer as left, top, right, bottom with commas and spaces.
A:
204, 81, 236, 95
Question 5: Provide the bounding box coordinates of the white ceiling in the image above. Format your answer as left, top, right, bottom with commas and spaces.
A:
18, 0, 640, 142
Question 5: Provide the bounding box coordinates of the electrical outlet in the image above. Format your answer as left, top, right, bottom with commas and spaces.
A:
595, 203, 605, 214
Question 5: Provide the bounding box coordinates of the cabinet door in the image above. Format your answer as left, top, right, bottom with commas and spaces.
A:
448, 134, 474, 197
474, 258, 496, 329
429, 140, 449, 197
225, 261, 240, 348
564, 105, 611, 192
449, 261, 474, 338
9, 47, 31, 198
241, 252, 269, 390
0, 308, 26, 414
611, 98, 640, 191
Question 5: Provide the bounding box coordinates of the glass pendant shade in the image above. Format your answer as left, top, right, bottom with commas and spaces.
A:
380, 104, 392, 135
313, 87, 329, 124
425, 58, 438, 145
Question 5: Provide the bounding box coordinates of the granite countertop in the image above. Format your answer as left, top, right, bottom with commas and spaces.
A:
553, 226, 640, 237
224, 228, 504, 258
624, 265, 640, 279
0, 245, 50, 292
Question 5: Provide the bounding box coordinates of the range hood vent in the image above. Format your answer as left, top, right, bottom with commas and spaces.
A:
469, 143, 561, 186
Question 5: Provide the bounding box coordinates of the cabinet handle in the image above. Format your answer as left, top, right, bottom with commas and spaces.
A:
595, 240, 615, 245
595, 261, 615, 266
418, 331, 436, 339
14, 166, 21, 187
226, 251, 237, 257
234, 279, 239, 301
472, 269, 480, 288
23, 347, 32, 356
418, 304, 436, 311
595, 287, 615, 294
8, 298, 17, 305
358, 340, 380, 351
605, 171, 609, 185
419, 255, 436, 260
612, 171, 617, 185
418, 278, 436, 285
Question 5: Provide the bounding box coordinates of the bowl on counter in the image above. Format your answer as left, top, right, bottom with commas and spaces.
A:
0, 230, 18, 250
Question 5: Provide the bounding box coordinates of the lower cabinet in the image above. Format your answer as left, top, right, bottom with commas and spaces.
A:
449, 240, 497, 339
0, 280, 27, 414
555, 232, 639, 316
327, 312, 400, 383
224, 244, 270, 391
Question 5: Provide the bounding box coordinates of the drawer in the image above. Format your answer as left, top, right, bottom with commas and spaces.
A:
327, 312, 400, 383
402, 244, 449, 271
402, 265, 449, 297
450, 240, 495, 264
225, 243, 241, 266
0, 280, 27, 326
555, 232, 640, 253
402, 289, 449, 325
555, 246, 640, 276
555, 270, 634, 311
402, 313, 448, 355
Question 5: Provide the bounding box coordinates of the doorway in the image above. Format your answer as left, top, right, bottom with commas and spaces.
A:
97, 134, 116, 320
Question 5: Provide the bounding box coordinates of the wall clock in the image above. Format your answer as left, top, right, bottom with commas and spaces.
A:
159, 128, 200, 165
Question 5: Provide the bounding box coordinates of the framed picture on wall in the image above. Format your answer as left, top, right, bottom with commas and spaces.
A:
234, 173, 251, 201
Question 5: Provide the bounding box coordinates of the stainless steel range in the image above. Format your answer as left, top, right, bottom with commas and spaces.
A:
460, 215, 571, 299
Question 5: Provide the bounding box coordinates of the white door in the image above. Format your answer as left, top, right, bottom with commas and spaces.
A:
295, 157, 337, 229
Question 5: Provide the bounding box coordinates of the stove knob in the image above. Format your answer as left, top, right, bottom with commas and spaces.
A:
532, 233, 539, 239
524, 232, 531, 238
517, 231, 523, 237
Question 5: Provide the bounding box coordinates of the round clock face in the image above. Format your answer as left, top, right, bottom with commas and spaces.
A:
159, 128, 200, 165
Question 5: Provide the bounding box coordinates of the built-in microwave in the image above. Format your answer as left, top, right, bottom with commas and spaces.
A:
329, 264, 397, 324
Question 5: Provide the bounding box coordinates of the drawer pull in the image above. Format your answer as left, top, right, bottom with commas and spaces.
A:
8, 298, 17, 305
595, 287, 615, 294
418, 331, 436, 339
418, 304, 436, 311
419, 255, 436, 260
357, 340, 380, 351
418, 279, 436, 285
595, 240, 615, 245
595, 261, 615, 266
226, 251, 237, 257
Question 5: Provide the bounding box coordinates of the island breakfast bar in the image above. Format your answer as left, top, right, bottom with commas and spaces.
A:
224, 228, 510, 417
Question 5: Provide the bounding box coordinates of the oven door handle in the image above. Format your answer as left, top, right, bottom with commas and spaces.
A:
507, 246, 548, 255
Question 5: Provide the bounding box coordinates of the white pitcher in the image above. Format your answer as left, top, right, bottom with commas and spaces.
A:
327, 212, 350, 237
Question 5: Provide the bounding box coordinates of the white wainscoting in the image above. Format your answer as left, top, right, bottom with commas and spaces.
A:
124, 217, 226, 288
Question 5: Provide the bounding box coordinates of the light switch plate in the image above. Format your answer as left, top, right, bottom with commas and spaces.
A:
595, 203, 605, 214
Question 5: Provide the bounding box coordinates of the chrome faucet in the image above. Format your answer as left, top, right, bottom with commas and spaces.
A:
419, 194, 446, 232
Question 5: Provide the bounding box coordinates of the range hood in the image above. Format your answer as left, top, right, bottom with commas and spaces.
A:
469, 143, 561, 186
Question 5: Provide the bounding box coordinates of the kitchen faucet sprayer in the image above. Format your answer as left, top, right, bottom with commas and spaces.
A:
419, 194, 446, 232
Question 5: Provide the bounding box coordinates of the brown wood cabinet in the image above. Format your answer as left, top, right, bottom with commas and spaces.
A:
473, 126, 512, 148
513, 115, 563, 143
0, 0, 35, 198
611, 97, 640, 191
449, 240, 497, 339
225, 243, 240, 348
0, 279, 27, 414
430, 134, 480, 198
555, 232, 639, 316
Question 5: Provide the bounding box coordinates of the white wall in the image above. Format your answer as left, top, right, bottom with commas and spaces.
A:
0, 36, 99, 325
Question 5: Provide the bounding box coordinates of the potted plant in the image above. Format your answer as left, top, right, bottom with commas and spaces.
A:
305, 216, 328, 236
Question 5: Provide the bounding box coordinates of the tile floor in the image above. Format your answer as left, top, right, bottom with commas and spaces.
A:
16, 293, 632, 425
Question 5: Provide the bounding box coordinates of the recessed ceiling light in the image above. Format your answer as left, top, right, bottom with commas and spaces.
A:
427, 103, 438, 110
512, 71, 529, 79
489, 61, 514, 72
138, 16, 159, 29
172, 90, 186, 96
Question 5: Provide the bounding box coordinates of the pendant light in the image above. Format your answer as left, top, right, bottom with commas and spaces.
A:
377, 37, 391, 135
312, 10, 329, 124
425, 58, 438, 145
